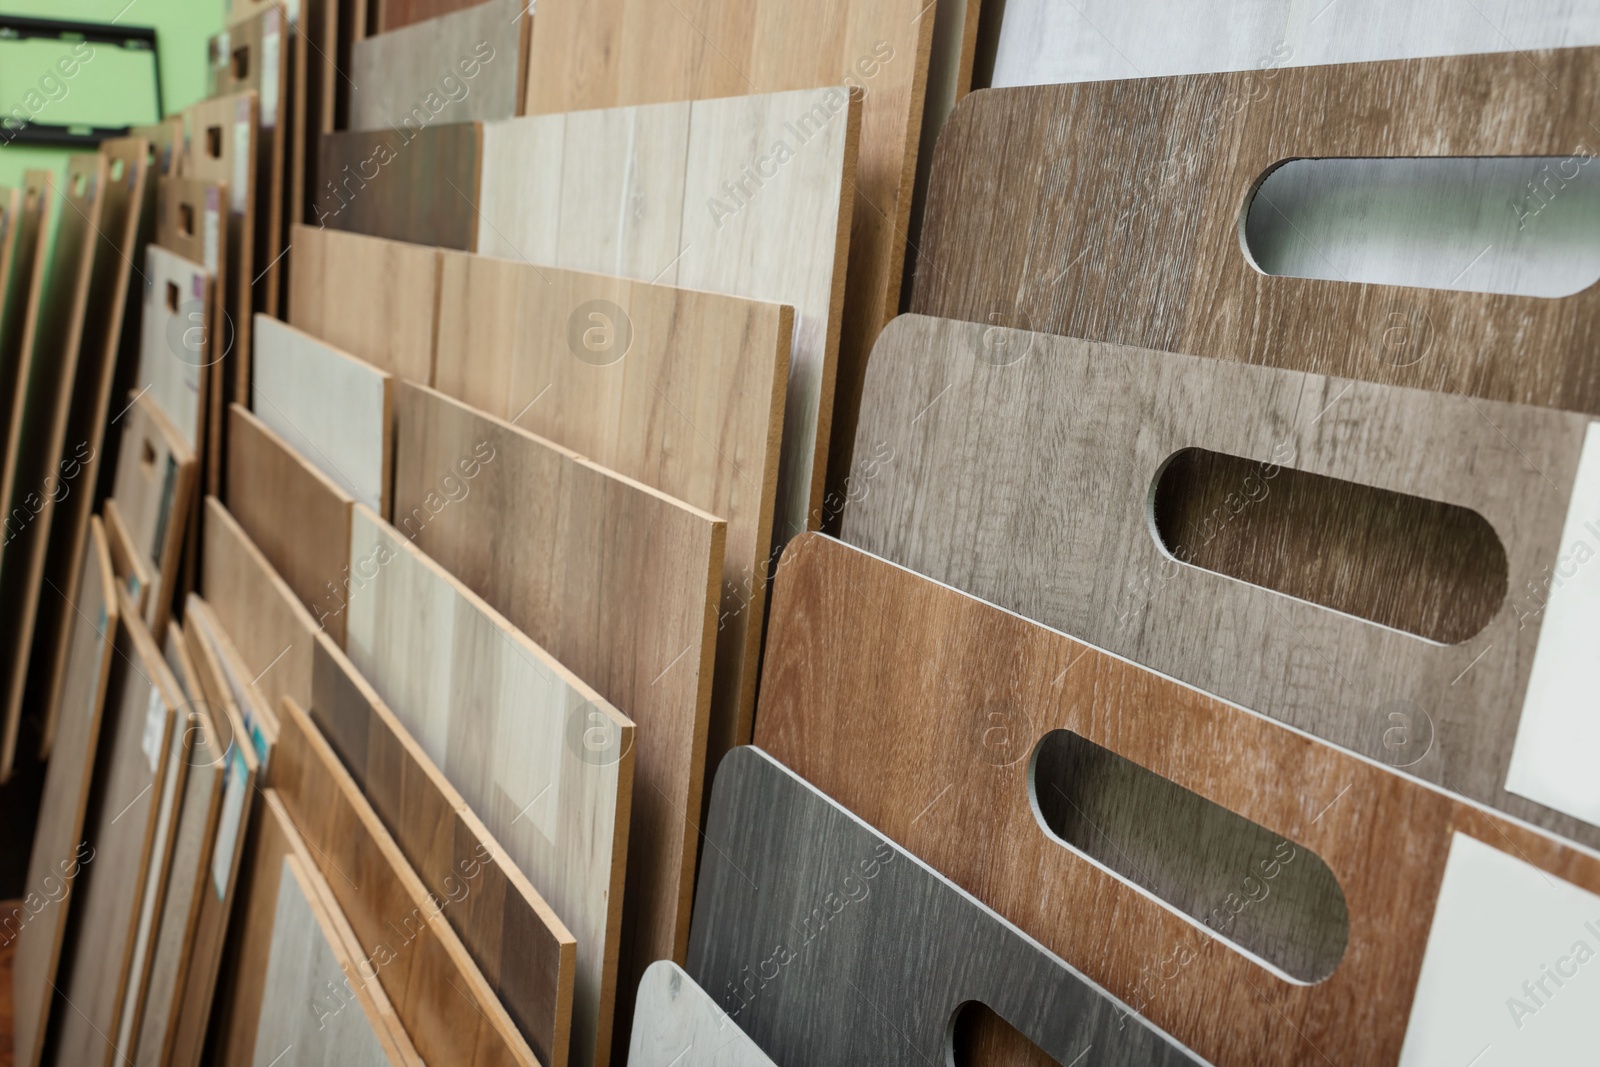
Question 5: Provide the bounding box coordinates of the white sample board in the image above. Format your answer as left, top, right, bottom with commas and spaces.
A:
137, 244, 212, 451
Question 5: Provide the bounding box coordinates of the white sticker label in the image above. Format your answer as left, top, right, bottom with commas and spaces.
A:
262, 12, 281, 129
215, 30, 230, 72
1506, 421, 1600, 827
140, 688, 165, 775
231, 99, 250, 215
212, 747, 249, 899
1399, 833, 1600, 1065
203, 188, 221, 273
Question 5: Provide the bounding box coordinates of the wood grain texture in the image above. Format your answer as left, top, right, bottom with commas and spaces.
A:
135, 245, 212, 450
914, 48, 1600, 420
0, 173, 49, 457
8, 521, 117, 1067
688, 746, 1203, 1066
350, 0, 525, 130
226, 403, 354, 644
48, 588, 179, 1067
315, 123, 481, 249
102, 499, 152, 615
344, 505, 634, 1067
841, 314, 1600, 846
520, 0, 947, 509
377, 0, 483, 32
252, 315, 393, 514
288, 223, 438, 386
392, 381, 722, 1037
311, 631, 576, 1067
753, 533, 1600, 1066
433, 248, 788, 763
109, 393, 198, 643
476, 87, 858, 551
274, 695, 541, 1067
626, 961, 775, 1067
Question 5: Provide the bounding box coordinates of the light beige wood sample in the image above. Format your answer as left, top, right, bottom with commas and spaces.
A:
9, 520, 117, 1067
109, 393, 198, 643
103, 498, 153, 615
252, 315, 393, 514
288, 223, 438, 386
48, 587, 179, 1067
137, 244, 212, 450
250, 854, 423, 1067
393, 381, 722, 1035
627, 961, 777, 1067
344, 505, 635, 1067
186, 594, 281, 759
475, 86, 859, 551
350, 0, 527, 130
226, 403, 355, 643
434, 248, 789, 762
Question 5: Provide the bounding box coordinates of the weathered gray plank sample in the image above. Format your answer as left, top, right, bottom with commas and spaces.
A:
627, 961, 775, 1067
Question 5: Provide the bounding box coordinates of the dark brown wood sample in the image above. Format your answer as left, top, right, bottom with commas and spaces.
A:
752, 533, 1600, 1067
315, 123, 481, 249
688, 746, 1204, 1066
376, 0, 482, 31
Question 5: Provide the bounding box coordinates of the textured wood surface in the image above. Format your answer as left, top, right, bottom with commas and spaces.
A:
350, 0, 526, 130
0, 174, 48, 444
135, 245, 212, 450
476, 89, 857, 552
689, 746, 1203, 1066
288, 223, 438, 386
433, 249, 788, 762
840, 315, 1600, 846
185, 594, 281, 758
109, 394, 197, 643
252, 316, 392, 514
914, 48, 1600, 421
311, 631, 576, 1067
392, 381, 721, 1037
344, 505, 634, 1067
8, 521, 116, 1067
754, 533, 1600, 1066
102, 499, 152, 615
376, 0, 482, 31
274, 695, 541, 1066
626, 961, 775, 1067
226, 403, 354, 643
315, 123, 481, 248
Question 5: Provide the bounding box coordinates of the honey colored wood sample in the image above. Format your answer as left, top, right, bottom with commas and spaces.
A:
253, 316, 393, 514
476, 88, 858, 551
344, 505, 635, 1067
288, 223, 438, 385
130, 118, 187, 176
109, 393, 198, 643
688, 747, 1203, 1066
913, 47, 1600, 419
315, 123, 482, 249
103, 499, 153, 615
627, 961, 776, 1067
841, 314, 1600, 846
350, 0, 526, 130
227, 403, 354, 643
0, 172, 49, 440
753, 533, 1600, 1066
376, 0, 481, 32
274, 695, 542, 1067
185, 594, 282, 760
47, 587, 180, 1067
311, 632, 576, 1067
9, 520, 117, 1067
393, 381, 722, 1030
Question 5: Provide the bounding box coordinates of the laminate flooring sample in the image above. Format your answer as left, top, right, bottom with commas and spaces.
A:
688, 747, 1202, 1066
344, 505, 634, 1067
9, 520, 117, 1067
109, 393, 198, 642
136, 245, 212, 450
841, 314, 1600, 846
753, 533, 1600, 1066
315, 123, 481, 249
392, 381, 721, 1036
350, 0, 526, 130
252, 316, 392, 514
103, 499, 153, 615
627, 961, 776, 1067
475, 87, 858, 549
0, 172, 49, 435
376, 0, 481, 31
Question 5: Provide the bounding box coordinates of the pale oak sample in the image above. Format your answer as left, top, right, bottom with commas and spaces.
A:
109, 393, 198, 643
627, 961, 776, 1067
103, 498, 154, 615
350, 0, 526, 130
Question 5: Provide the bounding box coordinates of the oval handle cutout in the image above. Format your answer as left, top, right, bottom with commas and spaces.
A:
1242, 156, 1600, 297
1151, 448, 1507, 643
950, 1002, 1057, 1066
1029, 729, 1348, 984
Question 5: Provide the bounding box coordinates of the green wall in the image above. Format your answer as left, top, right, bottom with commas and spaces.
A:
0, 0, 224, 189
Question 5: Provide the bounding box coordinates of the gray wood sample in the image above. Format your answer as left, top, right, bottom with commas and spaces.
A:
842, 314, 1600, 847
686, 747, 1203, 1066
350, 0, 526, 130
628, 961, 776, 1067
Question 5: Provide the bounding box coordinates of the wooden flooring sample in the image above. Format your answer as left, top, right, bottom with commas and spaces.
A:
344, 505, 634, 1067
226, 403, 355, 642
311, 631, 576, 1067
475, 87, 858, 548
627, 961, 775, 1067
689, 746, 1202, 1066
753, 533, 1600, 1066
9, 520, 117, 1067
350, 0, 526, 130
842, 314, 1600, 846
273, 696, 540, 1067
185, 594, 281, 759
103, 499, 153, 615
393, 381, 721, 1032
0, 172, 49, 443
288, 223, 438, 386
109, 394, 198, 642
252, 315, 393, 514
914, 48, 1600, 419
136, 244, 212, 450
377, 0, 481, 31
315, 123, 481, 249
